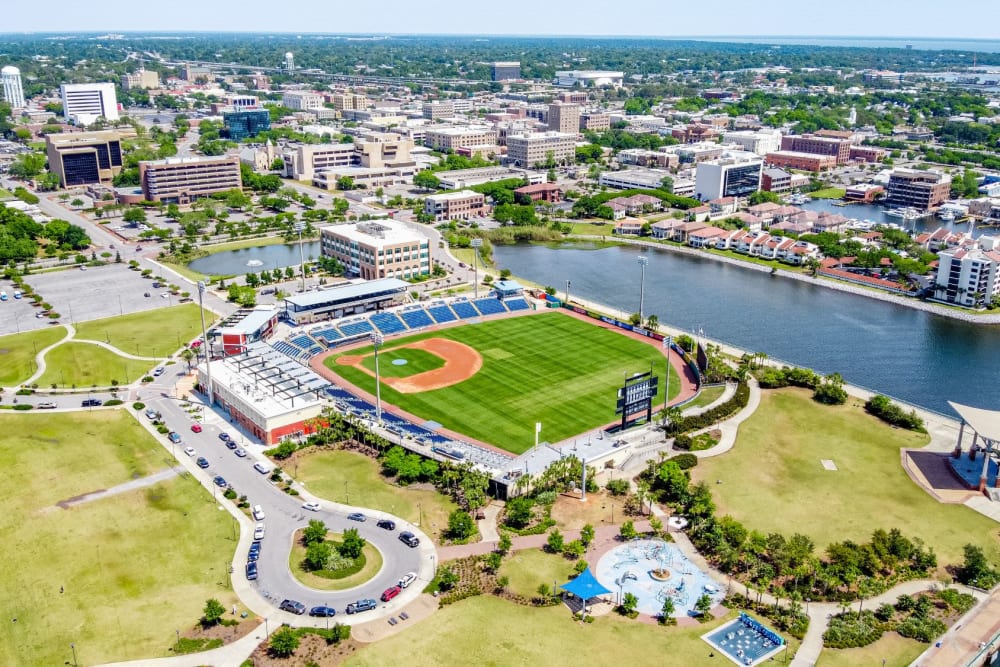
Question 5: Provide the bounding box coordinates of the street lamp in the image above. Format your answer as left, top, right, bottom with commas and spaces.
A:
637, 255, 648, 322
371, 331, 384, 425
471, 238, 482, 300
565, 279, 571, 306
294, 220, 307, 292
197, 281, 213, 408
70, 643, 77, 667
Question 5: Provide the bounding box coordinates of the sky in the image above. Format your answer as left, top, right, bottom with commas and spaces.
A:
4, 0, 1000, 39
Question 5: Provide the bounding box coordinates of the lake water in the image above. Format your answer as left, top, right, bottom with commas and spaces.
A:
188, 241, 322, 275
798, 199, 981, 238
493, 242, 1000, 416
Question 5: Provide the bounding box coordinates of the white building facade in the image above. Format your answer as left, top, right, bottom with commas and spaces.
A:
1, 66, 25, 108
60, 82, 119, 124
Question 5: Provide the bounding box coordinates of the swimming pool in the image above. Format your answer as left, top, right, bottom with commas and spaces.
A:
594, 538, 725, 617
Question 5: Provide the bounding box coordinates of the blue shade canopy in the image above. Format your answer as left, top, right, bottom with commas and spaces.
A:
560, 566, 612, 600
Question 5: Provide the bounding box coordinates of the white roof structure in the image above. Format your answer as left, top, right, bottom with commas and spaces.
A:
950, 402, 1000, 442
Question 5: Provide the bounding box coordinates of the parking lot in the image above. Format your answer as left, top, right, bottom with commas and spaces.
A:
0, 280, 45, 337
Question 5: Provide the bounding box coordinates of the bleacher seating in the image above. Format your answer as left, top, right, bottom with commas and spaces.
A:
305, 345, 324, 357
339, 319, 374, 337
504, 297, 530, 312
451, 300, 480, 319
271, 341, 302, 358
290, 334, 315, 349
311, 327, 342, 343
370, 312, 408, 336
427, 303, 457, 324
400, 308, 435, 330
473, 298, 508, 316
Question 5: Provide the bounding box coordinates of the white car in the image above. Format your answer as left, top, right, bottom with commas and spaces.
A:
253, 523, 265, 540
302, 501, 320, 512
253, 462, 271, 475
398, 572, 417, 589
252, 505, 265, 521
183, 446, 196, 457
234, 448, 247, 458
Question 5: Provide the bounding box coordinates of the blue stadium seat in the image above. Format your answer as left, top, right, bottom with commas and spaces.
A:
427, 303, 457, 323
339, 319, 374, 337
370, 312, 408, 335
504, 297, 530, 311
400, 308, 435, 330
311, 327, 342, 343
473, 298, 508, 316
451, 301, 480, 319
290, 334, 315, 349
272, 341, 300, 358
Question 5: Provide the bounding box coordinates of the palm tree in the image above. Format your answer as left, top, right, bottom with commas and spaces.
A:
181, 348, 195, 371
645, 314, 659, 332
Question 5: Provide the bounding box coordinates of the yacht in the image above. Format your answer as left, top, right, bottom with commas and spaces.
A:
938, 209, 956, 222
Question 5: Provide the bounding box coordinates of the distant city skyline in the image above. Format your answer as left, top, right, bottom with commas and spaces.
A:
4, 0, 1000, 40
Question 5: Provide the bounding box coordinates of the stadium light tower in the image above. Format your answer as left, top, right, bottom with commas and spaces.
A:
197, 281, 213, 406
293, 220, 307, 293
371, 331, 384, 425
637, 255, 649, 322
471, 238, 483, 300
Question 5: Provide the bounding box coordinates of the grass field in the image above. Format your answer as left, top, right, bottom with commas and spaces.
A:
691, 388, 1000, 566
816, 633, 926, 667
809, 188, 847, 199
345, 595, 799, 667
288, 531, 383, 591
73, 303, 213, 358
38, 342, 154, 387
327, 312, 680, 452
360, 347, 445, 378
499, 548, 576, 599
294, 449, 457, 539
685, 384, 727, 410
0, 326, 66, 386
0, 411, 239, 666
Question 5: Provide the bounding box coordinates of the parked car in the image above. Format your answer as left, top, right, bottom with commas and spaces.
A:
381, 586, 401, 602
302, 501, 321, 512
279, 599, 306, 615
345, 599, 377, 614
234, 448, 247, 458
144, 408, 159, 420
398, 531, 420, 548
153, 367, 165, 377
253, 462, 271, 475
81, 399, 102, 407
213, 476, 228, 488
219, 433, 232, 443
37, 402, 57, 409
167, 432, 182, 444
376, 519, 396, 531
252, 505, 265, 521
196, 457, 210, 469
398, 572, 417, 589
347, 512, 367, 522
309, 606, 337, 618
249, 541, 261, 557
183, 446, 196, 457
190, 424, 202, 433
225, 440, 238, 450
253, 523, 265, 540
245, 562, 257, 580
247, 550, 258, 564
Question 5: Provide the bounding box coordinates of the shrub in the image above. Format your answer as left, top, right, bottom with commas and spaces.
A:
13, 404, 34, 411
605, 479, 630, 496
546, 529, 564, 553
874, 603, 895, 622
132, 402, 145, 410
104, 399, 123, 406
672, 453, 698, 470
665, 383, 749, 436
267, 440, 298, 460
896, 615, 946, 643
865, 394, 926, 432
822, 611, 883, 649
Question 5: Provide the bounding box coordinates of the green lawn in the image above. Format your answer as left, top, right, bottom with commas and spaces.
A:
499, 548, 576, 599
816, 633, 926, 667
326, 312, 681, 452
345, 595, 799, 667
38, 342, 155, 387
0, 412, 239, 666
692, 388, 1000, 566
288, 531, 383, 591
360, 347, 446, 378
294, 449, 458, 540
73, 303, 213, 358
0, 326, 66, 386
568, 221, 614, 236
685, 384, 727, 410
809, 188, 847, 199
450, 247, 493, 270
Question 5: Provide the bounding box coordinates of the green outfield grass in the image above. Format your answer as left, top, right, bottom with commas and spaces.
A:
0, 326, 66, 386
326, 312, 680, 453
73, 303, 213, 358
38, 342, 154, 387
692, 388, 1000, 567
359, 347, 446, 378
0, 412, 240, 666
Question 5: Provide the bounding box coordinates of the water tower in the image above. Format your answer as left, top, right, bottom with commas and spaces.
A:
284, 52, 295, 71
1, 65, 25, 108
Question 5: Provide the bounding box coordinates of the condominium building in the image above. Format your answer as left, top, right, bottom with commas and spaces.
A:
321, 220, 431, 280
933, 247, 1000, 308
223, 109, 271, 140
423, 190, 489, 221
424, 126, 498, 152
45, 130, 123, 187
281, 91, 324, 111
60, 82, 119, 124
548, 102, 580, 135
694, 152, 763, 201
423, 101, 454, 120
139, 156, 242, 204
1, 66, 25, 108
885, 169, 952, 211
722, 129, 783, 155
779, 135, 852, 165
506, 132, 576, 168
491, 62, 521, 81
121, 69, 160, 91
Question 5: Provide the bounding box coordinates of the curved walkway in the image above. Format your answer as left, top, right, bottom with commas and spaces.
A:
690, 377, 761, 459
71, 338, 163, 361
21, 323, 75, 386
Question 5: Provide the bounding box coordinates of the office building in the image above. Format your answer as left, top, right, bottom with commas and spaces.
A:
694, 152, 763, 201
933, 247, 1000, 308
761, 168, 792, 194
283, 143, 357, 180
121, 69, 160, 91
506, 132, 576, 168
223, 109, 271, 140
491, 62, 521, 81
618, 149, 679, 170
45, 130, 123, 187
329, 93, 367, 111
722, 129, 783, 155
60, 82, 119, 124
580, 112, 611, 132
885, 169, 951, 211
423, 101, 454, 120
139, 156, 242, 204
554, 71, 624, 87
779, 135, 852, 165
599, 169, 672, 191
424, 126, 498, 152
765, 151, 837, 172
548, 102, 580, 135
423, 190, 489, 222
281, 91, 324, 111
321, 221, 431, 280
434, 166, 536, 190
1, 66, 25, 108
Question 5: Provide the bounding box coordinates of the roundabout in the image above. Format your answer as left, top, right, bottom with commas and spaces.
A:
287, 528, 385, 591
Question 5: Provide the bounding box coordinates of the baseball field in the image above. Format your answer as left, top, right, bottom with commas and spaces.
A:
325, 311, 680, 453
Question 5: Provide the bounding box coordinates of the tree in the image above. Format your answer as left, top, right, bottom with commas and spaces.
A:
181, 348, 196, 371
645, 314, 659, 331
695, 594, 713, 616
958, 544, 997, 587
9, 153, 46, 179
268, 627, 300, 657
270, 157, 285, 171
284, 266, 295, 280
580, 523, 595, 547
620, 592, 638, 615
563, 539, 585, 558
660, 597, 676, 624
202, 598, 225, 626
498, 533, 512, 555
483, 551, 503, 572
749, 190, 781, 206
413, 170, 441, 191
619, 521, 638, 541
303, 519, 327, 546
505, 496, 533, 528
339, 528, 365, 559
304, 541, 333, 571
547, 528, 565, 553
336, 176, 355, 191
438, 566, 459, 591
447, 509, 476, 541
123, 208, 147, 225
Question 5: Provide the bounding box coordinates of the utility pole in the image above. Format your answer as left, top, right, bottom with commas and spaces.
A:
471, 238, 482, 300
637, 255, 648, 322
371, 331, 384, 424
294, 220, 307, 292
197, 281, 213, 407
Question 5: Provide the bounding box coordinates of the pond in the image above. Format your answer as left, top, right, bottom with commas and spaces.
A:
187, 241, 322, 275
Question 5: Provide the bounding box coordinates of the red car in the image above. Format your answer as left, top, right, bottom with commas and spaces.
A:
380, 585, 401, 602
191, 424, 203, 433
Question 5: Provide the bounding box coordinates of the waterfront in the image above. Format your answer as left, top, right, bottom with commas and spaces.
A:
798, 199, 982, 238
187, 241, 321, 275
493, 242, 1000, 416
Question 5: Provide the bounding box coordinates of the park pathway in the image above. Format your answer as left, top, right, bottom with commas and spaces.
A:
21, 323, 74, 387
70, 338, 164, 361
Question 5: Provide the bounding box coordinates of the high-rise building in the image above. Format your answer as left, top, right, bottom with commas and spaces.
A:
60, 83, 119, 124
281, 91, 323, 111
321, 220, 431, 280
885, 169, 951, 211
547, 102, 580, 135
223, 109, 271, 141
139, 156, 242, 204
1, 66, 25, 108
779, 135, 851, 165
491, 62, 521, 81
45, 130, 124, 187
933, 247, 1000, 308
694, 151, 763, 201
506, 132, 576, 168
121, 69, 160, 91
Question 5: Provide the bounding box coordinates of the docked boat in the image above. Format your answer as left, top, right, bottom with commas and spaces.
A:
938, 209, 955, 222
